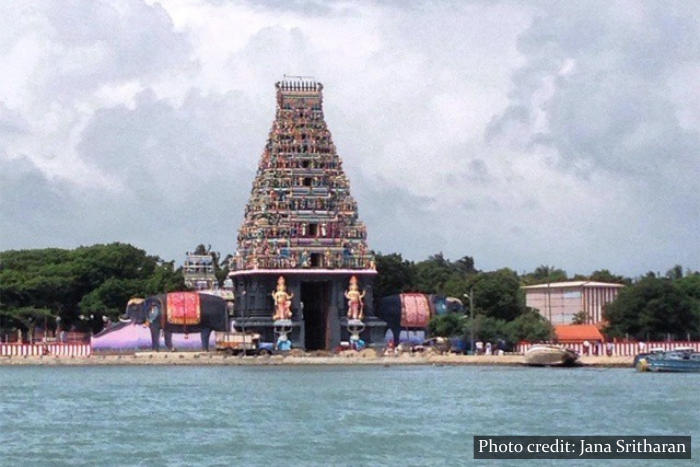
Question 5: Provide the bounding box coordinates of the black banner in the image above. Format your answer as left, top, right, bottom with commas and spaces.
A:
473, 436, 691, 459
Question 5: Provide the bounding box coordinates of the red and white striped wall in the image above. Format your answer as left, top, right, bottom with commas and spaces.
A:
0, 343, 92, 357
517, 341, 700, 356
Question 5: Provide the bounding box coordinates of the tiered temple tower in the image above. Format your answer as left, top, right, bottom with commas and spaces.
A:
229, 77, 385, 350
183, 252, 216, 290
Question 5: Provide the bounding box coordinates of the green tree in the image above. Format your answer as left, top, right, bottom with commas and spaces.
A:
373, 252, 416, 298
0, 306, 54, 341
463, 315, 509, 343
676, 272, 700, 301
427, 313, 465, 337
413, 253, 476, 295
144, 261, 186, 295
469, 268, 526, 321
665, 265, 684, 281
506, 311, 553, 343
522, 265, 568, 285
603, 276, 700, 340
0, 243, 187, 335
571, 310, 587, 325
79, 278, 146, 320
454, 256, 476, 275
216, 254, 233, 285
442, 274, 470, 300
414, 253, 454, 294
589, 269, 629, 284
193, 244, 209, 255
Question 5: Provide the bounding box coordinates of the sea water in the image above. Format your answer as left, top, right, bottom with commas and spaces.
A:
1, 365, 698, 466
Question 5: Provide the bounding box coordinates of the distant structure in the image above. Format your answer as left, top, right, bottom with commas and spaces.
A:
183, 252, 217, 290
553, 324, 604, 346
229, 77, 385, 349
522, 281, 625, 325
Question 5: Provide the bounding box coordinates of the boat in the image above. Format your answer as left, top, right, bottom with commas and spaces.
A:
631, 348, 665, 368
524, 345, 579, 366
635, 348, 700, 372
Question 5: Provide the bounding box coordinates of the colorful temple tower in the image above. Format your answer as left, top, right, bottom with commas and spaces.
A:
229, 77, 385, 350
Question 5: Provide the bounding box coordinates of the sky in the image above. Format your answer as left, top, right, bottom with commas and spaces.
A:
0, 0, 698, 277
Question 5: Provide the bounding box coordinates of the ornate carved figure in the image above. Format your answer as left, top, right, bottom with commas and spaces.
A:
344, 275, 366, 320
272, 276, 293, 320
231, 79, 375, 272
300, 249, 310, 268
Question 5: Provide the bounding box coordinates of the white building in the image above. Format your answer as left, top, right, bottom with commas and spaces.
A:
522, 281, 625, 325
183, 253, 217, 290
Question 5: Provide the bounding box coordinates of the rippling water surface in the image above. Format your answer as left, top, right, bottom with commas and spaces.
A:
1, 365, 698, 466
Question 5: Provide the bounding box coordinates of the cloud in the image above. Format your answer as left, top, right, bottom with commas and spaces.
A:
0, 0, 698, 275
482, 0, 700, 272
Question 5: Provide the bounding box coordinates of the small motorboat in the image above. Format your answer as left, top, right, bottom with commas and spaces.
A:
635, 348, 700, 372
524, 345, 579, 366
632, 348, 665, 368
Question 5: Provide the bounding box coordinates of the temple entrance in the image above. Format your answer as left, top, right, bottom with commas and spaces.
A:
301, 281, 329, 350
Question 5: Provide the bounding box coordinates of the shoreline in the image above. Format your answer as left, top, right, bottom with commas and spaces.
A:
0, 352, 634, 367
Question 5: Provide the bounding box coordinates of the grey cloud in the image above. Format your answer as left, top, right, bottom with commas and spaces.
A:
45, 0, 190, 76
0, 103, 28, 137
14, 0, 192, 100
72, 88, 267, 258
1, 157, 85, 249
352, 176, 445, 259
243, 0, 350, 17
1, 89, 262, 259
494, 2, 700, 173
486, 2, 700, 261
1, 0, 698, 276
485, 105, 529, 142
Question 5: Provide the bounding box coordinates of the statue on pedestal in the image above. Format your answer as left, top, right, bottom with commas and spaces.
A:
272, 276, 293, 320
324, 248, 332, 268
344, 275, 366, 320
300, 249, 310, 268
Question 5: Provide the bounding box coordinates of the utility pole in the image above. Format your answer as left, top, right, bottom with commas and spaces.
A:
469, 287, 474, 354
464, 287, 475, 354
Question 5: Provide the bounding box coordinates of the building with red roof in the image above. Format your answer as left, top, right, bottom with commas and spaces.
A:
554, 324, 604, 343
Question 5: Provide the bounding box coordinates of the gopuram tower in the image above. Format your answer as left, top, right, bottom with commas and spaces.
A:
229, 77, 385, 350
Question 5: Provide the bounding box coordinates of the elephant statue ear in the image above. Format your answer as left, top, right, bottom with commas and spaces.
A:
147, 307, 160, 322
144, 297, 161, 310
140, 297, 163, 322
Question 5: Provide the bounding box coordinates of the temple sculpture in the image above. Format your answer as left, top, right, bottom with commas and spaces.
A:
271, 276, 293, 321
228, 77, 385, 350
345, 276, 365, 320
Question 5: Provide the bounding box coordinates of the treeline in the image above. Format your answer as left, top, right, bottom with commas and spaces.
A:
0, 243, 184, 336
604, 271, 700, 340
1, 244, 698, 342
374, 253, 629, 299
375, 253, 555, 346
374, 253, 700, 343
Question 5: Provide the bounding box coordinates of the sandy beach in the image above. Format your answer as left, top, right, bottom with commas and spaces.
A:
0, 351, 634, 367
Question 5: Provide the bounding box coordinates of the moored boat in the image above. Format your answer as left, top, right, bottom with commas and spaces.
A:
524, 345, 579, 366
635, 349, 700, 372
